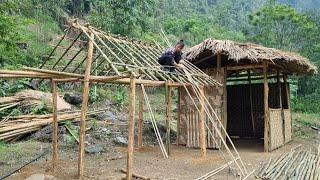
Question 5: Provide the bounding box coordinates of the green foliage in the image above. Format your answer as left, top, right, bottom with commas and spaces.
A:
0, 79, 30, 96
31, 102, 48, 115
114, 87, 126, 107
90, 119, 99, 131
0, 141, 6, 153
248, 4, 317, 50
87, 0, 156, 37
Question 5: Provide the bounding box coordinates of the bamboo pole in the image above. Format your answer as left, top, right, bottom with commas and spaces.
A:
222, 67, 228, 144
248, 70, 255, 137
277, 71, 283, 109
165, 81, 172, 155
177, 87, 181, 146
39, 27, 70, 68
127, 76, 136, 180
199, 86, 206, 157
178, 73, 247, 175
263, 62, 269, 152
51, 79, 58, 171
78, 32, 94, 178
138, 86, 143, 149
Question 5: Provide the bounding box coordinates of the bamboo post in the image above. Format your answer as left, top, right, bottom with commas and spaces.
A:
177, 87, 181, 146
127, 76, 136, 180
263, 62, 270, 152
283, 75, 290, 109
199, 86, 206, 157
165, 81, 172, 155
51, 79, 58, 171
277, 71, 283, 108
283, 74, 292, 141
216, 53, 221, 77
222, 67, 228, 144
138, 85, 143, 149
78, 32, 94, 178
248, 70, 256, 137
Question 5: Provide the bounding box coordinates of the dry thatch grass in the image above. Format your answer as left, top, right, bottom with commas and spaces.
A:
185, 38, 317, 75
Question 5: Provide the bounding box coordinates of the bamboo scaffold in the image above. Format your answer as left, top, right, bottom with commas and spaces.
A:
0, 20, 249, 179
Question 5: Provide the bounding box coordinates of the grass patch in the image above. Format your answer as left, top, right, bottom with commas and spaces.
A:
292, 112, 320, 127
292, 112, 320, 139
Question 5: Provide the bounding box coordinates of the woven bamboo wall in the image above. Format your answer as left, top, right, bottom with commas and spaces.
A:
179, 68, 224, 149
269, 108, 284, 151
283, 109, 292, 143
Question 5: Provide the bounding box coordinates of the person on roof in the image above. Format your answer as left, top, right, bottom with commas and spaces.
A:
158, 40, 185, 72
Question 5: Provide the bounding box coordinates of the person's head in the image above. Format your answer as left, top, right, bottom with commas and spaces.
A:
174, 40, 184, 53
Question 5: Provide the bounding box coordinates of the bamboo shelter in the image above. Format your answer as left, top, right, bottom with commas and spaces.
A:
179, 38, 317, 153
0, 21, 255, 179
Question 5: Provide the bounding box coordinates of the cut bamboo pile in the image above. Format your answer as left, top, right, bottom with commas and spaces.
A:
257, 145, 320, 180
0, 90, 71, 113
0, 108, 107, 142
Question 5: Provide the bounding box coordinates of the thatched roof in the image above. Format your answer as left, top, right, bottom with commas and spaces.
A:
185, 38, 317, 75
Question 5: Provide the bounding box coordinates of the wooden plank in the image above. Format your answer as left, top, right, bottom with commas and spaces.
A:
127, 76, 136, 180
263, 62, 270, 152
199, 86, 207, 157
51, 79, 58, 171
138, 86, 143, 149
165, 81, 172, 155
78, 32, 94, 178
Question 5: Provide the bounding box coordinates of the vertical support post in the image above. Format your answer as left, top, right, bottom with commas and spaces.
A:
199, 86, 206, 157
248, 70, 255, 137
177, 87, 181, 146
283, 75, 290, 109
138, 85, 143, 149
78, 32, 94, 178
222, 67, 228, 144
216, 52, 222, 77
51, 79, 58, 171
165, 81, 172, 155
127, 76, 136, 180
277, 71, 283, 109
263, 62, 269, 152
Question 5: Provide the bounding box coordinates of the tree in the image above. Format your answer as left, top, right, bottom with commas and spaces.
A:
87, 0, 156, 37
247, 4, 316, 51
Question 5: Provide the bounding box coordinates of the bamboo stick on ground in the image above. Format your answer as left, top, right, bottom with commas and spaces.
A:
120, 168, 150, 180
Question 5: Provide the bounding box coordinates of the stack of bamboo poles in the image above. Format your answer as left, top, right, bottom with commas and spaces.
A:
257, 145, 320, 180
0, 96, 36, 113
0, 108, 107, 142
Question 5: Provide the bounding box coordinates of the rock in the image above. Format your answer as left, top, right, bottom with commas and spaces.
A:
85, 134, 93, 143
85, 144, 104, 154
95, 110, 117, 121
101, 128, 111, 135
33, 125, 66, 142
114, 136, 128, 146
63, 93, 82, 105
26, 174, 56, 180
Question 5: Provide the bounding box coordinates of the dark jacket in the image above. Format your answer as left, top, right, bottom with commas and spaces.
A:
158, 47, 183, 66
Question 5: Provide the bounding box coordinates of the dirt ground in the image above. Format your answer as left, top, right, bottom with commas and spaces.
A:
3, 135, 318, 180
